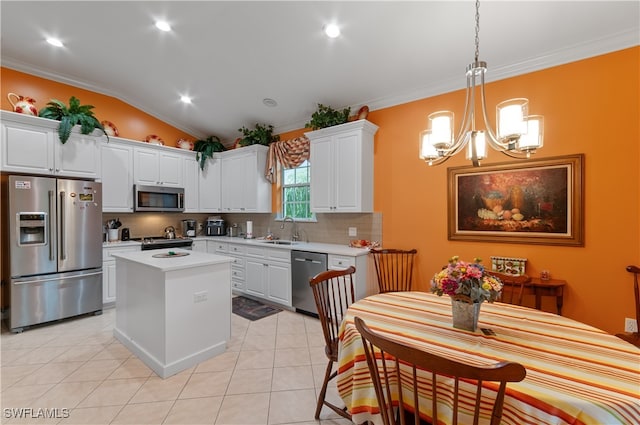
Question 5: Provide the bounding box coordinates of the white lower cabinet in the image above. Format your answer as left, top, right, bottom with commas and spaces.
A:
226, 242, 247, 293
244, 245, 291, 307
102, 245, 139, 304
192, 239, 207, 252
328, 253, 371, 301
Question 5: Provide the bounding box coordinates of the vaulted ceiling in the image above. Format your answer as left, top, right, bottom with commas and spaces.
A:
2, 1, 638, 141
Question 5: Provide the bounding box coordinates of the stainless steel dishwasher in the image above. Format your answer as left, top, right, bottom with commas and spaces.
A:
291, 250, 328, 316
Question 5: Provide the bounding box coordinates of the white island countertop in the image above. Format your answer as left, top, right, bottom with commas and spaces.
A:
111, 249, 232, 272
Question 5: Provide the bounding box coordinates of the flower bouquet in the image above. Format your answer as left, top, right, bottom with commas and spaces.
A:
431, 256, 503, 331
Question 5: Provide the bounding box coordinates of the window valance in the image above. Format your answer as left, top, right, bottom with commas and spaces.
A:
265, 136, 310, 183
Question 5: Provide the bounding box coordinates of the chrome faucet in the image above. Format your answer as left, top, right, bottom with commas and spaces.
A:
280, 216, 299, 241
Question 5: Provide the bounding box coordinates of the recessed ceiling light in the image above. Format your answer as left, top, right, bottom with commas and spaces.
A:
155, 20, 171, 32
46, 37, 64, 47
323, 24, 340, 39
180, 95, 192, 104
263, 98, 278, 107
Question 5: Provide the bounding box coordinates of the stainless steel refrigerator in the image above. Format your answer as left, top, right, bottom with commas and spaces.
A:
4, 175, 103, 332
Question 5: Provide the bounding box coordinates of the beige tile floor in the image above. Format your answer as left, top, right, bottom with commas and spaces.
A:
1, 305, 353, 425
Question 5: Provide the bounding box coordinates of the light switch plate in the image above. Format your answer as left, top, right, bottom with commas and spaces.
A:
348, 227, 357, 237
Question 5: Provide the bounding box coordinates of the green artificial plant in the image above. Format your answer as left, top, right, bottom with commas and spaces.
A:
38, 96, 107, 144
305, 103, 351, 130
193, 135, 226, 170
238, 123, 280, 146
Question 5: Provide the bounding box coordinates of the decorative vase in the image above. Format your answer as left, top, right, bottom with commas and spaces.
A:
451, 296, 481, 332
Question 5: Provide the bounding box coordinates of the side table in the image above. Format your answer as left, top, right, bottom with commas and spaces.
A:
527, 277, 566, 315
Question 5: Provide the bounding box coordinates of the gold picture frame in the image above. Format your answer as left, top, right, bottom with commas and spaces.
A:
447, 154, 584, 246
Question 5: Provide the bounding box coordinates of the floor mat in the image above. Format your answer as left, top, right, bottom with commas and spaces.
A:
232, 296, 282, 321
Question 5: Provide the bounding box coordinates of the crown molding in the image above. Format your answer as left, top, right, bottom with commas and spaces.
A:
1, 57, 205, 139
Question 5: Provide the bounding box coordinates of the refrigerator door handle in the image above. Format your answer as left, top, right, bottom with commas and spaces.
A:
48, 190, 55, 261
59, 191, 66, 260
12, 270, 103, 286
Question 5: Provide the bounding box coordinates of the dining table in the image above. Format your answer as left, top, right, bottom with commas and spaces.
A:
337, 291, 640, 425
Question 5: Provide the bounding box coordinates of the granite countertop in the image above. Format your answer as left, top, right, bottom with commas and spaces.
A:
196, 236, 370, 257
103, 236, 370, 257
111, 248, 233, 272
103, 240, 142, 248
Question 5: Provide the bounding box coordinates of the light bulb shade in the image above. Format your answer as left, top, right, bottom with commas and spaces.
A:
497, 98, 528, 142
466, 131, 487, 161
419, 130, 439, 160
518, 115, 544, 151
427, 111, 454, 149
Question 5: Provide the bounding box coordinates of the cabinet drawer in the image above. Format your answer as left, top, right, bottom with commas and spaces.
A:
229, 256, 245, 268
232, 281, 245, 290
328, 254, 355, 270
246, 245, 267, 258
103, 246, 139, 260
231, 268, 245, 281
228, 243, 247, 255
212, 241, 228, 253
267, 248, 291, 262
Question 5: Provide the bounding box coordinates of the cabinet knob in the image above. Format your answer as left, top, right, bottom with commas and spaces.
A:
49, 168, 54, 171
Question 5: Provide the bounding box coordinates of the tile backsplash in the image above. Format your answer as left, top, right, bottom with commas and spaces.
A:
102, 212, 382, 246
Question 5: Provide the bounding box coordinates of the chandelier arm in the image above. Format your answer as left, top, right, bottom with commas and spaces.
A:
452, 72, 475, 145
499, 149, 530, 159
424, 155, 453, 167
478, 70, 504, 149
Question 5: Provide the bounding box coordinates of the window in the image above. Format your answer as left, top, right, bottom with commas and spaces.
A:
282, 160, 313, 220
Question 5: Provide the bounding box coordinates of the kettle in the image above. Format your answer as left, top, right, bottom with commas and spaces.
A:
164, 226, 176, 239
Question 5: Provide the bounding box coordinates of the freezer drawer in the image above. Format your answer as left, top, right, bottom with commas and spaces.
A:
9, 268, 103, 332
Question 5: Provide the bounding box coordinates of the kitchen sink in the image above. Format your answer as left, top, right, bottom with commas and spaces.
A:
258, 240, 297, 245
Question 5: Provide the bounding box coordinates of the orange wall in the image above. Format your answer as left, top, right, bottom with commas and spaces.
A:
2, 48, 638, 334
366, 47, 639, 334
1, 68, 196, 146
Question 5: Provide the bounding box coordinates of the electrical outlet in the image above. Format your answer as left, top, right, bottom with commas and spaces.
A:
348, 227, 357, 237
194, 291, 208, 303
624, 318, 638, 333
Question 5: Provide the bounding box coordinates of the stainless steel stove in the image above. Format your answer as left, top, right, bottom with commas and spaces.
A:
133, 237, 193, 251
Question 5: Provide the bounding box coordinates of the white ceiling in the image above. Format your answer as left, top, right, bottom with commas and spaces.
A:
1, 1, 638, 142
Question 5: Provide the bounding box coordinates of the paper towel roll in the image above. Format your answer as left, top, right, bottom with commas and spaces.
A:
246, 221, 253, 238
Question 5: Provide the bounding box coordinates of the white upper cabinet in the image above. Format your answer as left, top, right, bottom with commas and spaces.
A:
199, 156, 223, 212
220, 145, 271, 213
1, 111, 101, 178
183, 155, 200, 212
101, 138, 134, 212
306, 119, 378, 213
133, 146, 184, 187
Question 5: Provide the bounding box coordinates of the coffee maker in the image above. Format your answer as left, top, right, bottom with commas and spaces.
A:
206, 217, 226, 236
181, 219, 197, 237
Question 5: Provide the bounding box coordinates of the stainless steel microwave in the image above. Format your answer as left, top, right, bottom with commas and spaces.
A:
134, 185, 184, 212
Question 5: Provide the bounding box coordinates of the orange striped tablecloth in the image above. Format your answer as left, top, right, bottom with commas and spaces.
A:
337, 292, 640, 425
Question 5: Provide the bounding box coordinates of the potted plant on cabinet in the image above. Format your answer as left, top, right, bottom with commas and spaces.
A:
237, 123, 280, 147
305, 103, 351, 130
38, 96, 108, 144
193, 135, 226, 170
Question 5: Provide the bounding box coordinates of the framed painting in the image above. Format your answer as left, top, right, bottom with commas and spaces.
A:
447, 154, 584, 246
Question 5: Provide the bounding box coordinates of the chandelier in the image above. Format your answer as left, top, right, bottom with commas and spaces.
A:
419, 0, 544, 167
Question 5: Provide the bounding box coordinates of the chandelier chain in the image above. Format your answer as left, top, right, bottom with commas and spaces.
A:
474, 0, 480, 62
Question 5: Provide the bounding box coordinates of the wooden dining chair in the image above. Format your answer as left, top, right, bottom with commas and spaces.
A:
485, 271, 531, 307
370, 248, 418, 293
354, 316, 527, 425
309, 266, 356, 420
615, 265, 640, 348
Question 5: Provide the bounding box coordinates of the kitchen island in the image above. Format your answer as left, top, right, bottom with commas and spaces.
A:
112, 249, 233, 378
